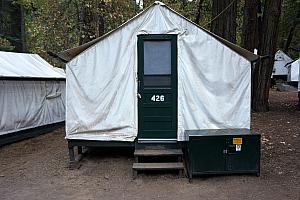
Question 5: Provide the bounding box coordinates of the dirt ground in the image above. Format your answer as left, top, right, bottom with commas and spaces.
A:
0, 89, 299, 200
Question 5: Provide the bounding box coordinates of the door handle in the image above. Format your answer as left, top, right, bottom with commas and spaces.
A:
138, 80, 141, 91
223, 149, 237, 155
137, 93, 141, 99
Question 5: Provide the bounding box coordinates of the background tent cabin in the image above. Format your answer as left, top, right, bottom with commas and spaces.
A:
59, 2, 260, 175
288, 58, 300, 83
298, 59, 300, 110
0, 51, 66, 146
272, 50, 293, 80
293, 58, 300, 109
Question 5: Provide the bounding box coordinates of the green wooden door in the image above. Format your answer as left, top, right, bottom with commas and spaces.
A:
137, 34, 177, 141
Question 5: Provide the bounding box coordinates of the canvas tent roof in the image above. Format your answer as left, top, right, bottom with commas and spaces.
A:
0, 51, 65, 79
58, 1, 259, 63
274, 50, 293, 63
272, 50, 293, 76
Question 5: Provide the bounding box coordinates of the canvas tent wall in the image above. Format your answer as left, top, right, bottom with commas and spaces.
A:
0, 51, 66, 145
288, 58, 300, 82
60, 1, 258, 142
298, 59, 300, 92
272, 50, 293, 77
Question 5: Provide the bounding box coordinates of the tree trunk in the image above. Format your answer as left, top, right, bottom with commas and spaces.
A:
20, 5, 26, 52
98, 1, 105, 37
78, 1, 105, 45
0, 0, 4, 35
194, 0, 205, 24
283, 10, 300, 52
79, 4, 94, 45
0, 0, 26, 52
98, 15, 104, 37
210, 0, 237, 44
182, 0, 187, 8
241, 0, 259, 52
251, 0, 283, 112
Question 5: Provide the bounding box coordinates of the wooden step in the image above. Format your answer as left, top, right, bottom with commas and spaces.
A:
135, 143, 180, 150
134, 149, 183, 157
132, 162, 184, 171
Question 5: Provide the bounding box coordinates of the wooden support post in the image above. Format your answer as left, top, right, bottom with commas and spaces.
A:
178, 155, 182, 162
68, 145, 81, 169
68, 146, 75, 162
188, 170, 193, 183
78, 146, 82, 155
178, 169, 183, 178
77, 146, 83, 161
82, 146, 88, 155
133, 169, 137, 179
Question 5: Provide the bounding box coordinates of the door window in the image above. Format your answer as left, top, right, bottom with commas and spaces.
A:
144, 41, 171, 75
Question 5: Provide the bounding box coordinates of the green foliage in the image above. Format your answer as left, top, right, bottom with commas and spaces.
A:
0, 36, 14, 51
17, 0, 80, 66
143, 0, 212, 27
236, 0, 245, 45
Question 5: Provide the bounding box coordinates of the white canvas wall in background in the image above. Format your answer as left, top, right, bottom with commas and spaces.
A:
273, 50, 293, 76
0, 51, 66, 135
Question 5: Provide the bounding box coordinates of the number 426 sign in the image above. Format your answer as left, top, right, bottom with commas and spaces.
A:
151, 95, 165, 102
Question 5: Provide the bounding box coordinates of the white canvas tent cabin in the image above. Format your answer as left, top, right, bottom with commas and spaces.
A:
298, 59, 300, 111
272, 50, 293, 80
58, 2, 259, 165
288, 58, 300, 83
298, 59, 300, 92
292, 58, 300, 110
0, 51, 66, 146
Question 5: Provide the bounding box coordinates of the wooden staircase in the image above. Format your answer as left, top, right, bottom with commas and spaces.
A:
132, 145, 184, 178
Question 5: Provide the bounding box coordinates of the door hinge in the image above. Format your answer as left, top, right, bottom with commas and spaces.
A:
223, 149, 227, 154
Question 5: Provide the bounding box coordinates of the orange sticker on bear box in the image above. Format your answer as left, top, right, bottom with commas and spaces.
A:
233, 138, 243, 144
